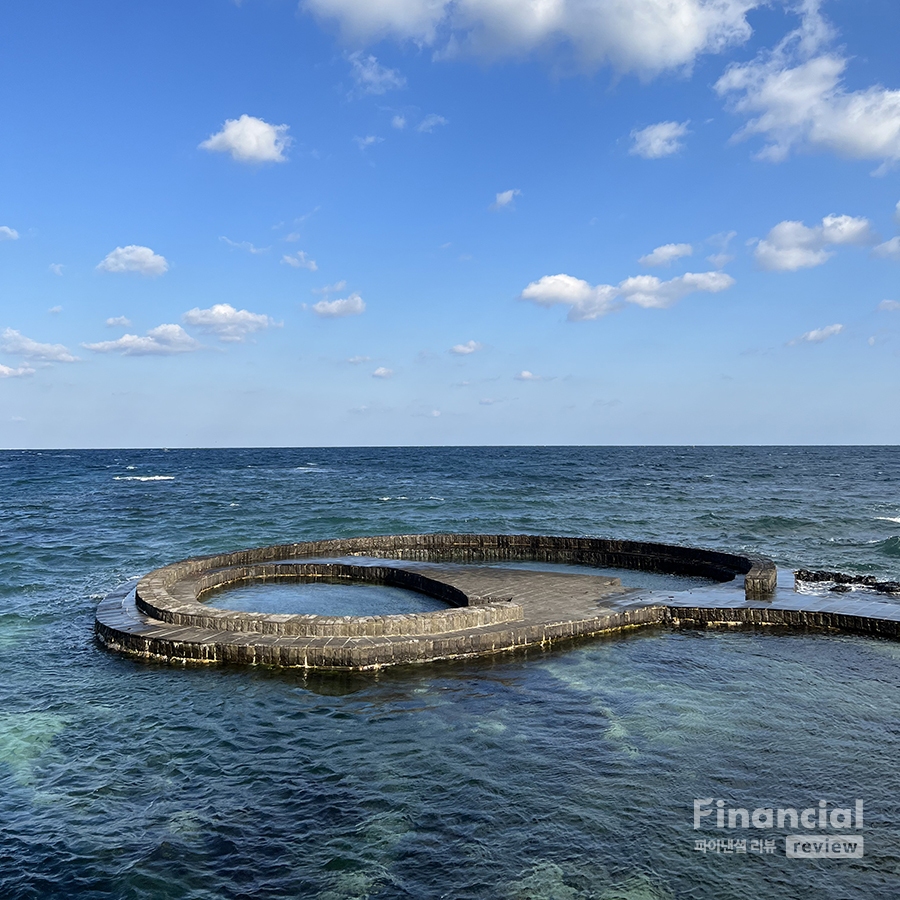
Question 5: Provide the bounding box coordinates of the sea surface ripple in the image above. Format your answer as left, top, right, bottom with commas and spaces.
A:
0, 447, 898, 899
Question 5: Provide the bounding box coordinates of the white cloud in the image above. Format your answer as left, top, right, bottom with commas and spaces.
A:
630, 121, 689, 158
220, 236, 268, 254
372, 366, 393, 378
522, 273, 620, 321
715, 6, 900, 167
878, 299, 900, 311
48, 305, 62, 314
0, 226, 18, 241
873, 237, 900, 261
618, 271, 734, 308
793, 323, 843, 344
417, 114, 447, 133
895, 201, 900, 225
392, 115, 407, 129
49, 263, 64, 276
84, 324, 200, 356
348, 355, 371, 363
521, 269, 733, 321
754, 214, 876, 271
1, 328, 78, 363
0, 363, 33, 378
304, 0, 758, 77
282, 251, 318, 270
491, 189, 520, 210
312, 292, 366, 317
354, 134, 383, 149
313, 280, 347, 294
200, 115, 290, 163
348, 52, 406, 94
450, 340, 482, 355
97, 245, 169, 276
106, 316, 132, 327
182, 303, 276, 342
639, 242, 693, 266
515, 370, 541, 381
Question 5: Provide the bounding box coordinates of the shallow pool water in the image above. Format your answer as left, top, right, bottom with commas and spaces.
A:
206, 580, 451, 616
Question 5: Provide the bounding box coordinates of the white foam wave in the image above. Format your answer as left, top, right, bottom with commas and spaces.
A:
876, 517, 900, 524
113, 475, 175, 482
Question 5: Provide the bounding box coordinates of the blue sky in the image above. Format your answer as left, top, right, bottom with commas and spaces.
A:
1, 0, 899, 447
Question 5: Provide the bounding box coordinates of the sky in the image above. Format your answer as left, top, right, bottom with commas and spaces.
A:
1, 0, 899, 447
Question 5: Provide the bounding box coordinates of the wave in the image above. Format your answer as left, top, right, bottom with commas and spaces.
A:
113, 475, 175, 482
876, 517, 900, 524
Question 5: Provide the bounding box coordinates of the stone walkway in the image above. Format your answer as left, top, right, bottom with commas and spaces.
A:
95, 556, 900, 670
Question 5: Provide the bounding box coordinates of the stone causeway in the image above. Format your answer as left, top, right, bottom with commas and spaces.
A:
94, 533, 900, 670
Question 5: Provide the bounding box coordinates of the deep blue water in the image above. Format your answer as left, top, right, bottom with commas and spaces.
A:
1, 446, 899, 899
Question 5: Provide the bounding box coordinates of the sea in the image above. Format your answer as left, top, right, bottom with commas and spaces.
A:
0, 446, 898, 899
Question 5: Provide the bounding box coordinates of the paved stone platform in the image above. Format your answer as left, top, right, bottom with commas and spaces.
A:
93, 533, 900, 670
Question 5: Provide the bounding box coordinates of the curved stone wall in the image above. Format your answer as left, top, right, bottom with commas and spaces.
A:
135, 532, 778, 603
94, 533, 800, 670
136, 562, 523, 637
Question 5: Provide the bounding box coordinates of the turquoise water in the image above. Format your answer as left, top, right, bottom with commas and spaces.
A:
1, 446, 899, 898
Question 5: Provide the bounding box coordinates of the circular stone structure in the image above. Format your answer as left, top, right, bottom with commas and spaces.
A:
94, 533, 900, 669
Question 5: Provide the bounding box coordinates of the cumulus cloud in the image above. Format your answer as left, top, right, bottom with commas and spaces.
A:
392, 115, 407, 129
1, 328, 78, 363
312, 292, 366, 317
878, 299, 900, 311
639, 243, 693, 266
84, 324, 200, 356
48, 306, 62, 314
347, 355, 371, 363
450, 340, 482, 355
417, 114, 448, 133
491, 189, 520, 210
873, 237, 900, 261
282, 251, 318, 270
715, 6, 900, 167
372, 366, 393, 378
0, 226, 19, 241
200, 115, 290, 163
304, 0, 758, 77
106, 316, 132, 327
182, 304, 276, 342
630, 121, 690, 158
514, 370, 541, 381
97, 245, 169, 276
348, 52, 406, 94
754, 214, 876, 271
49, 263, 64, 275
792, 323, 843, 344
521, 269, 733, 321
0, 363, 33, 378
220, 236, 268, 254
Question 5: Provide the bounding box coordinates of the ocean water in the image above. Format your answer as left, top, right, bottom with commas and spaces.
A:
1, 446, 899, 899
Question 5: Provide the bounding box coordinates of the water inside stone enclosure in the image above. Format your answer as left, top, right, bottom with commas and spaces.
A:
207, 580, 450, 616
2, 446, 899, 898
